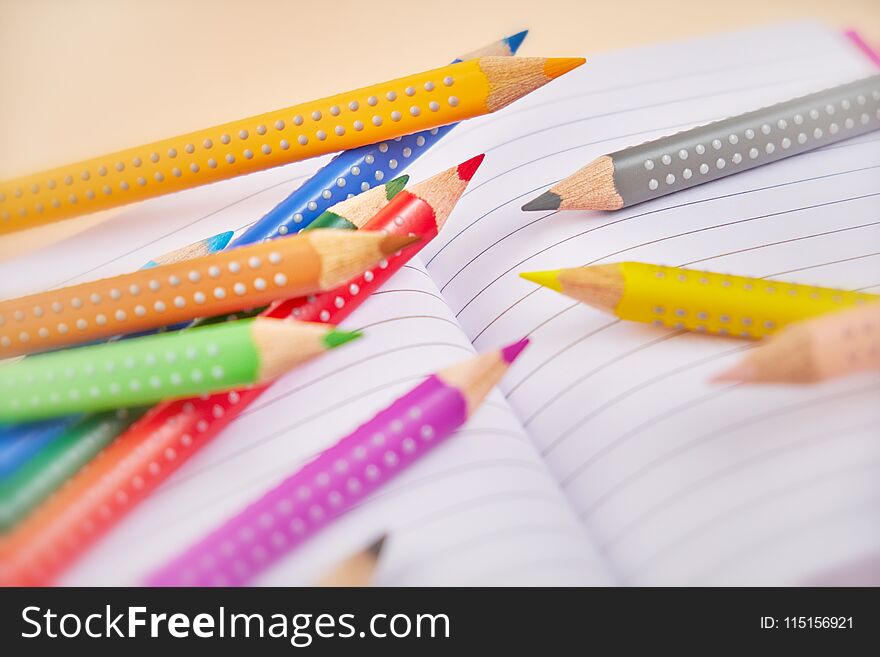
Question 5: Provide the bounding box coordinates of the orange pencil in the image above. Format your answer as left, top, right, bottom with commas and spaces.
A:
0, 230, 417, 357
714, 303, 880, 384
0, 56, 583, 234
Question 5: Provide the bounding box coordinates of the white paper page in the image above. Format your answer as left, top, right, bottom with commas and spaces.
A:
408, 22, 880, 585
0, 122, 609, 585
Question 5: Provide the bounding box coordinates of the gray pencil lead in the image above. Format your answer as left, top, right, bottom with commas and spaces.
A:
521, 190, 562, 211
366, 533, 387, 559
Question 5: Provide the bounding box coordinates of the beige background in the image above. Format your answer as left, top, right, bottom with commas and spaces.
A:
1, 0, 878, 257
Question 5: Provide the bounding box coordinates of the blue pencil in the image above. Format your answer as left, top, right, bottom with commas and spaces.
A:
0, 230, 234, 480
231, 30, 528, 244
0, 417, 80, 480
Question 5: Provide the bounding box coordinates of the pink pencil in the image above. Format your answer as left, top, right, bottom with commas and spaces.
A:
714, 303, 880, 384
845, 29, 880, 69
146, 339, 529, 586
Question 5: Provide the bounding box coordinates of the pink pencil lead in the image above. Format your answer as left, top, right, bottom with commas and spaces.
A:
501, 337, 530, 364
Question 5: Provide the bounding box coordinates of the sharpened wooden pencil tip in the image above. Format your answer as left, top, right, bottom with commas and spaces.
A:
323, 329, 362, 349
522, 190, 561, 211
481, 57, 583, 112
501, 337, 530, 363
520, 270, 563, 292
504, 30, 529, 54
408, 157, 484, 232
312, 535, 386, 587
546, 156, 623, 211
380, 233, 421, 255
315, 180, 407, 231
457, 154, 485, 182
207, 230, 235, 252
523, 264, 624, 312
385, 175, 409, 199
543, 57, 586, 80
366, 534, 387, 559
146, 230, 234, 267
711, 361, 755, 383
253, 319, 359, 381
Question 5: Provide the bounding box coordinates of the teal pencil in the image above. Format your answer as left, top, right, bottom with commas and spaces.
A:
0, 409, 147, 531
144, 231, 234, 268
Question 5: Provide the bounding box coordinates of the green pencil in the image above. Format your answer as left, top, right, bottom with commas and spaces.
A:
306, 175, 408, 231
0, 318, 360, 422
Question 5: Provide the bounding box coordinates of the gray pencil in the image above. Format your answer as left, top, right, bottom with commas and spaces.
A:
522, 74, 880, 212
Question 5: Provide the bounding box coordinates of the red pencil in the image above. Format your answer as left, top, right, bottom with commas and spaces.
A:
0, 154, 484, 586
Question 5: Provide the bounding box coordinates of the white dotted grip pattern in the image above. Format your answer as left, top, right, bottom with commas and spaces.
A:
613, 75, 880, 206
0, 63, 473, 232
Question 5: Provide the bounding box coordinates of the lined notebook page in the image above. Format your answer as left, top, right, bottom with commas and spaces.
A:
410, 22, 880, 585
59, 267, 609, 585
0, 118, 608, 585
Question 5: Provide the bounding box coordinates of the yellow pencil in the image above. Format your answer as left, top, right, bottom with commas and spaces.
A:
520, 262, 878, 338
0, 57, 584, 235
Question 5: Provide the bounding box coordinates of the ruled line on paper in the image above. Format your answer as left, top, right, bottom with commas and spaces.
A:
544, 344, 752, 448
688, 490, 880, 586
573, 383, 880, 505
608, 418, 880, 554
450, 181, 880, 329
430, 44, 845, 152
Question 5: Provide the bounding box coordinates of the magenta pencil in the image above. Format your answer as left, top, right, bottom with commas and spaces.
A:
146, 339, 529, 587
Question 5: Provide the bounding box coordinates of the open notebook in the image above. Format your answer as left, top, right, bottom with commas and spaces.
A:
2, 21, 878, 586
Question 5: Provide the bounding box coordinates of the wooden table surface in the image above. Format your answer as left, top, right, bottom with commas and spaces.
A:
1, 0, 878, 258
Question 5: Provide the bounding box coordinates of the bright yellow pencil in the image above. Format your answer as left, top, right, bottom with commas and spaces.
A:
0, 57, 584, 235
520, 262, 878, 339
